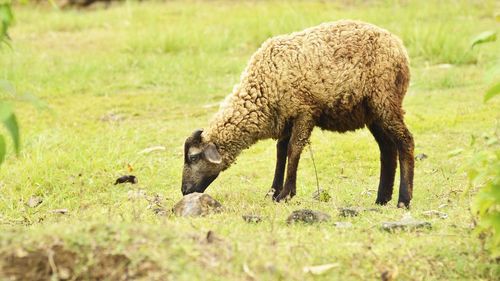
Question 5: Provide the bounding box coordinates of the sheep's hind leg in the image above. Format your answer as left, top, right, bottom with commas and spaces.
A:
369, 123, 397, 205
381, 116, 414, 208
270, 136, 290, 200
274, 115, 314, 202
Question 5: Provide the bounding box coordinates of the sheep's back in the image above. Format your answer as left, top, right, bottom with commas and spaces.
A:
248, 20, 409, 120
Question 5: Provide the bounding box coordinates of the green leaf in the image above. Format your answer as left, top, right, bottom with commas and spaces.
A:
0, 101, 12, 121
0, 102, 20, 154
469, 134, 477, 147
0, 4, 14, 27
2, 113, 19, 154
0, 3, 14, 45
447, 148, 464, 157
0, 134, 5, 165
471, 31, 497, 49
484, 82, 500, 103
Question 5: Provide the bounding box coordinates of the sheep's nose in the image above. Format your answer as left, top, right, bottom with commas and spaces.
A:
181, 183, 193, 195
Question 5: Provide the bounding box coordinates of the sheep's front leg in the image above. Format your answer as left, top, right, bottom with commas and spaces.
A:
270, 136, 290, 199
274, 116, 314, 202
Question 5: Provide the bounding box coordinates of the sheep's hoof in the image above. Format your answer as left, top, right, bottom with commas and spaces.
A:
274, 190, 294, 203
267, 188, 282, 201
265, 188, 276, 199
397, 201, 410, 209
375, 198, 391, 205
273, 193, 289, 203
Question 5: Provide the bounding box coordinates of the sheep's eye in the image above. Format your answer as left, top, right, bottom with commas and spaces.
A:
189, 154, 201, 162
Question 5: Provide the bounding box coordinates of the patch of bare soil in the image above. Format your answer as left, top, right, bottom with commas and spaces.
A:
1, 244, 77, 281
0, 243, 161, 281
189, 231, 233, 269
34, 0, 119, 9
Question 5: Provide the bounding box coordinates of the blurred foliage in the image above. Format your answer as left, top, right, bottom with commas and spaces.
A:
0, 102, 20, 165
468, 28, 500, 258
469, 134, 500, 258
0, 1, 13, 46
485, 82, 500, 103
0, 1, 19, 166
470, 28, 499, 102
471, 31, 497, 49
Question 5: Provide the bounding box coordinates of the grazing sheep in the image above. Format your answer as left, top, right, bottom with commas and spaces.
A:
182, 20, 414, 207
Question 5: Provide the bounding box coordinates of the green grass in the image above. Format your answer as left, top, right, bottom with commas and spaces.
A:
1, 0, 499, 280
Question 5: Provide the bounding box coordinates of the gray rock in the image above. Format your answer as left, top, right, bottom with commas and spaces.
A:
242, 214, 262, 223
312, 189, 331, 202
172, 193, 222, 217
422, 210, 448, 219
152, 207, 167, 216
415, 153, 428, 161
49, 208, 68, 215
127, 189, 146, 200
286, 209, 331, 224
100, 112, 125, 122
338, 207, 359, 217
338, 207, 381, 217
27, 196, 43, 208
334, 222, 353, 228
381, 217, 431, 231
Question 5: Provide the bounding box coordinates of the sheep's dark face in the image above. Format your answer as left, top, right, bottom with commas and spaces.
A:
181, 129, 223, 195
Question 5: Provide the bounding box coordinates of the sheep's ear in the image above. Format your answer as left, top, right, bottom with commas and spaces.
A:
204, 143, 222, 164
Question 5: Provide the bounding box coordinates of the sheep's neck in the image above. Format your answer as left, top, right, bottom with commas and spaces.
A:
206, 103, 269, 170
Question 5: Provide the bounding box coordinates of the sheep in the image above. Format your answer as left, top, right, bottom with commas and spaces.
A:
182, 20, 414, 208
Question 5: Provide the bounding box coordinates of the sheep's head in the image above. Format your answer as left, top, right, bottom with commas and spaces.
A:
181, 129, 223, 195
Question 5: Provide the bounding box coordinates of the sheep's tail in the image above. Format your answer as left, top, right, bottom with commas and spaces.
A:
396, 64, 410, 97
395, 44, 411, 100
395, 58, 410, 116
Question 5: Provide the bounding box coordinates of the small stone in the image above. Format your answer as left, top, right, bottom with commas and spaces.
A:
422, 210, 448, 219
58, 267, 71, 280
338, 207, 381, 217
303, 263, 340, 275
172, 193, 222, 217
365, 208, 382, 213
27, 196, 43, 208
438, 203, 448, 209
338, 207, 359, 217
265, 263, 277, 274
152, 207, 167, 216
381, 268, 398, 281
381, 215, 431, 232
312, 189, 331, 202
206, 230, 217, 243
415, 153, 428, 161
146, 193, 164, 209
242, 214, 262, 223
286, 209, 331, 224
436, 63, 453, 69
49, 209, 68, 215
100, 112, 125, 122
127, 189, 146, 200
334, 222, 353, 228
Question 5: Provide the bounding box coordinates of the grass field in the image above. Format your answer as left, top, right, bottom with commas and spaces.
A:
0, 0, 499, 280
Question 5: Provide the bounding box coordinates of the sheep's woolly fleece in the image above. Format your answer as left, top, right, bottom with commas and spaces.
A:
204, 20, 410, 169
